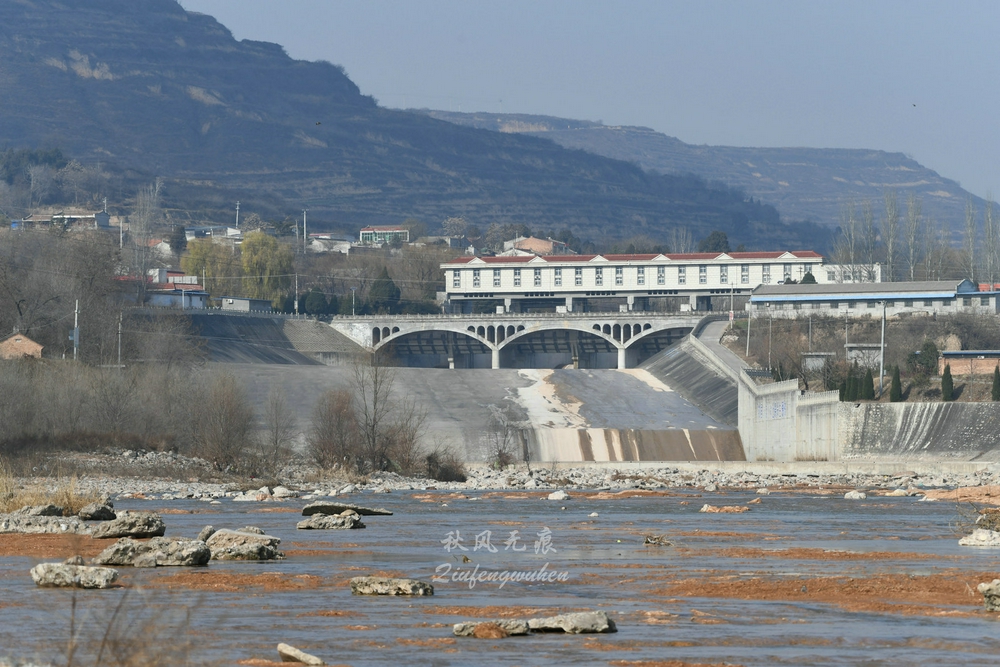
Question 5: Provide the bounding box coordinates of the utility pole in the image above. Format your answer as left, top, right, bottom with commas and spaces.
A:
768, 311, 773, 371
351, 286, 356, 316
294, 274, 299, 316
745, 306, 752, 358
878, 301, 887, 398
235, 201, 240, 229
303, 209, 308, 254
72, 300, 79, 362
117, 311, 122, 368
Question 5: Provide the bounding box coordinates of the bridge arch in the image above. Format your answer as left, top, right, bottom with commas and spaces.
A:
375, 328, 493, 368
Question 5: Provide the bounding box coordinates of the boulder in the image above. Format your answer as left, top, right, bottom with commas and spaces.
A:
699, 504, 749, 513
92, 537, 210, 567
276, 643, 324, 665
206, 529, 283, 561
0, 515, 90, 535
453, 620, 530, 637
196, 525, 216, 542
30, 562, 118, 589
756, 488, 771, 495
301, 501, 392, 517
527, 611, 617, 634
349, 576, 433, 596
272, 486, 298, 499
959, 529, 1000, 547
844, 490, 868, 500
547, 491, 570, 501
91, 511, 165, 539
296, 513, 365, 530
15, 504, 65, 517
78, 503, 116, 521
239, 526, 265, 535
977, 579, 1000, 611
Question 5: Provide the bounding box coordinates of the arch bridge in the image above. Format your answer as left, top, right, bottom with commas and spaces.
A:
329, 313, 704, 369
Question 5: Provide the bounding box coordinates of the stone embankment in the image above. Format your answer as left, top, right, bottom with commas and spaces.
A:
13, 448, 1000, 502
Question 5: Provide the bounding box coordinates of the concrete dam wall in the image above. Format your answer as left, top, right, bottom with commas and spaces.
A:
839, 402, 1000, 461
640, 336, 739, 427
222, 364, 744, 463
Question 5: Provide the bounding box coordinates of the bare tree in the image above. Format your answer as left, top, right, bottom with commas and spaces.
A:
129, 180, 163, 305
441, 216, 469, 238
667, 226, 694, 254
193, 373, 256, 471
832, 201, 859, 281
307, 389, 359, 470
904, 194, 923, 281
882, 189, 899, 282
485, 402, 519, 468
985, 196, 999, 287
859, 199, 878, 282
260, 387, 296, 473
353, 348, 397, 473
964, 197, 978, 282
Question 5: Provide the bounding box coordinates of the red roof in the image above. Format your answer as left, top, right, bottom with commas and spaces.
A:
444, 250, 822, 265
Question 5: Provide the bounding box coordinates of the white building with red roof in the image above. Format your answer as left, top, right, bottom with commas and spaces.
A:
441, 251, 835, 313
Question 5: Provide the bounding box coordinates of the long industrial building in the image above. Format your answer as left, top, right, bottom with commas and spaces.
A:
442, 250, 831, 313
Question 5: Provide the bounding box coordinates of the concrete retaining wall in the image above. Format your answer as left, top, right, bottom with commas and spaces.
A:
525, 427, 745, 463
641, 337, 739, 427
839, 402, 1000, 461
738, 374, 841, 462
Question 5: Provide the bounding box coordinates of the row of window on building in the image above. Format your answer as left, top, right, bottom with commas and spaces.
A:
754, 296, 993, 311
453, 264, 808, 289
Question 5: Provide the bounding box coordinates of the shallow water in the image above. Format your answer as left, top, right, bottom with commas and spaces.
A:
2, 490, 1000, 666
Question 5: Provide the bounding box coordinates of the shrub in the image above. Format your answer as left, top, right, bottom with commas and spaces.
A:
425, 448, 467, 482
308, 389, 360, 470
993, 366, 1000, 402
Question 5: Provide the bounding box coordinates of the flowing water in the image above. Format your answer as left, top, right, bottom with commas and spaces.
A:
2, 489, 999, 666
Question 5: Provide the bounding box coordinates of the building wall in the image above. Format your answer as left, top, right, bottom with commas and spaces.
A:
939, 356, 1000, 376
445, 256, 826, 299
751, 294, 996, 319
0, 336, 43, 359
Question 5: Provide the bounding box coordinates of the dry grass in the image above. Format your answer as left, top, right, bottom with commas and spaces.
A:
0, 459, 103, 515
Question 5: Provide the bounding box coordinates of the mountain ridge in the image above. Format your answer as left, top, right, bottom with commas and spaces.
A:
0, 0, 830, 250
419, 111, 981, 237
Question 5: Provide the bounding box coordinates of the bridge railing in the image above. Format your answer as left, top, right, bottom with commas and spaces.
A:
329, 311, 705, 322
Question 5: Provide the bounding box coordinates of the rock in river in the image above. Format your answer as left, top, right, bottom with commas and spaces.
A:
978, 579, 1000, 611
92, 537, 210, 567
206, 528, 283, 561
91, 510, 165, 539
30, 560, 119, 589
350, 576, 433, 596
959, 528, 1000, 547
0, 515, 90, 535
296, 513, 365, 530
14, 504, 65, 517
453, 620, 530, 637
844, 490, 868, 500
78, 502, 116, 521
301, 501, 392, 516
276, 643, 324, 665
527, 611, 617, 634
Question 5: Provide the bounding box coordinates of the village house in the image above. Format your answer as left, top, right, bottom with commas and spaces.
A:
0, 333, 43, 360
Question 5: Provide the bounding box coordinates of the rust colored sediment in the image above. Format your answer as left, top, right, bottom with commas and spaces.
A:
922, 485, 1000, 505
654, 571, 995, 616
0, 534, 119, 558
147, 572, 327, 592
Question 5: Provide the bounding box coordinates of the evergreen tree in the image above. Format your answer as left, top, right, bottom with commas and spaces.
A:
993, 366, 1000, 402
862, 368, 875, 400
846, 374, 857, 401
941, 364, 954, 401
800, 271, 817, 284
838, 380, 847, 401
368, 267, 401, 313
303, 288, 328, 315
890, 366, 902, 402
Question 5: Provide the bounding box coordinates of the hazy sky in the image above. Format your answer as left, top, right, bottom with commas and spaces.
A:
179, 0, 1000, 198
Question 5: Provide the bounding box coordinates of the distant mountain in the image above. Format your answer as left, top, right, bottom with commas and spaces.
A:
0, 0, 830, 250
420, 111, 982, 237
